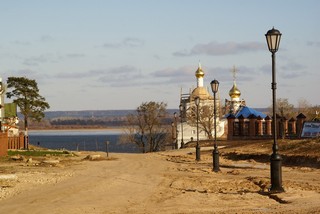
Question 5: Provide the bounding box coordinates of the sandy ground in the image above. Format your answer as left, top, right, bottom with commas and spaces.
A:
0, 146, 319, 214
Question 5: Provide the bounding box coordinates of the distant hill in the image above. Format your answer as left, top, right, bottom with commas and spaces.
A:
43, 108, 268, 118
41, 109, 179, 119
43, 110, 135, 119
18, 108, 269, 129
16, 109, 178, 129
19, 108, 268, 120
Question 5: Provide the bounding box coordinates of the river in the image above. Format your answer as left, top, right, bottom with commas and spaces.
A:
28, 129, 140, 153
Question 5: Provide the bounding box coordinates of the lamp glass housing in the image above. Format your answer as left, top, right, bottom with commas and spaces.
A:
265, 27, 282, 53
210, 79, 220, 93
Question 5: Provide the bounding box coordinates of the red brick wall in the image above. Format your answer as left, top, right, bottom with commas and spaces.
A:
0, 132, 8, 156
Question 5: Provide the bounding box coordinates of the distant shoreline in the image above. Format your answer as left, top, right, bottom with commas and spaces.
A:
27, 126, 125, 132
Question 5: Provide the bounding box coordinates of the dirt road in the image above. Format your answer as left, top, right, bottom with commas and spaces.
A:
0, 148, 319, 213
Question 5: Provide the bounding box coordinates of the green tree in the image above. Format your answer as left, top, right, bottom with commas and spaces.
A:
121, 101, 170, 153
6, 77, 50, 136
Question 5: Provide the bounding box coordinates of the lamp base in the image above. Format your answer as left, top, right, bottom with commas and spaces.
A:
180, 141, 184, 149
270, 153, 284, 193
213, 148, 220, 172
195, 146, 201, 161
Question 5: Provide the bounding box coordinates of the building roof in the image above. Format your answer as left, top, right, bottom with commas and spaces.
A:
229, 81, 241, 99
191, 87, 213, 100
225, 105, 267, 119
195, 62, 204, 78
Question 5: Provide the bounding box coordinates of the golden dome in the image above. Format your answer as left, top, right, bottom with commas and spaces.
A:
229, 82, 241, 98
191, 87, 213, 100
195, 63, 204, 78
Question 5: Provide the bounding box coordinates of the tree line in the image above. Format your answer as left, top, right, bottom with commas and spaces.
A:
50, 118, 125, 126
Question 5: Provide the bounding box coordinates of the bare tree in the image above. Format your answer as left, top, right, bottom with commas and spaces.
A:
297, 98, 320, 120
121, 101, 170, 153
186, 103, 216, 140
268, 98, 295, 119
268, 98, 295, 139
277, 98, 295, 119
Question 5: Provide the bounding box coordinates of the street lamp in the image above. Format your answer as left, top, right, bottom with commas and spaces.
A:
171, 121, 176, 150
174, 112, 178, 149
179, 104, 184, 148
265, 27, 284, 193
195, 96, 200, 161
210, 79, 220, 172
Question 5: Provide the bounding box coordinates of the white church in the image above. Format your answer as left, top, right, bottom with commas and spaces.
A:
176, 64, 253, 148
176, 63, 225, 149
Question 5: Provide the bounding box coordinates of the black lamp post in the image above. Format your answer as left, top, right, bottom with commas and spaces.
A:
195, 96, 200, 161
174, 112, 178, 149
265, 27, 284, 193
210, 79, 220, 172
171, 121, 175, 150
179, 104, 184, 148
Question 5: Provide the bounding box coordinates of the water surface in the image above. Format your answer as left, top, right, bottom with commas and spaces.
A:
28, 129, 140, 153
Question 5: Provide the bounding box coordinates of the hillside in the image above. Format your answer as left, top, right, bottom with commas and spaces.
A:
20, 109, 178, 129
20, 108, 268, 129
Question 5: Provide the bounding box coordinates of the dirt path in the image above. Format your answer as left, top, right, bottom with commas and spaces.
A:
0, 148, 319, 213
0, 153, 169, 214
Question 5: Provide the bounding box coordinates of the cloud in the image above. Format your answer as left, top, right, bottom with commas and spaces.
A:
40, 35, 54, 42
23, 53, 63, 66
151, 65, 248, 84
280, 71, 307, 79
281, 62, 306, 71
11, 40, 30, 46
66, 53, 86, 58
54, 69, 107, 79
279, 62, 308, 79
53, 65, 144, 88
2, 69, 51, 85
123, 38, 144, 47
98, 65, 144, 87
102, 43, 120, 48
23, 53, 85, 66
150, 65, 245, 85
152, 67, 192, 78
151, 66, 196, 85
153, 54, 161, 60
23, 56, 47, 66
54, 71, 90, 79
206, 65, 259, 84
306, 41, 320, 47
261, 61, 308, 80
5, 69, 37, 77
173, 41, 265, 56
102, 37, 144, 49
260, 64, 271, 75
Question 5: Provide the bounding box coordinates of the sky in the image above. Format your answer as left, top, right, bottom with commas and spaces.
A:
0, 0, 319, 111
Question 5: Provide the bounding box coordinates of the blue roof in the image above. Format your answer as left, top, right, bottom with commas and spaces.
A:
226, 106, 267, 118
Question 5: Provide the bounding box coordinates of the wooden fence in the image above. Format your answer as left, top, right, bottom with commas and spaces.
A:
0, 132, 26, 156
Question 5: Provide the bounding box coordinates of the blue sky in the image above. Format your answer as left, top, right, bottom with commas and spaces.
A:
1, 0, 319, 111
